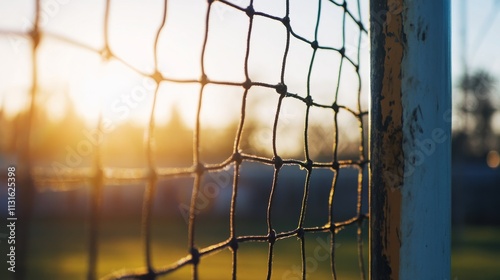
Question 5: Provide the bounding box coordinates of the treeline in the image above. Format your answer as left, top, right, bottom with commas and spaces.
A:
0, 101, 362, 168
453, 70, 500, 162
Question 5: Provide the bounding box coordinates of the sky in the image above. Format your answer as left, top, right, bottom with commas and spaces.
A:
451, 0, 500, 79
0, 0, 499, 133
451, 0, 500, 133
0, 0, 367, 133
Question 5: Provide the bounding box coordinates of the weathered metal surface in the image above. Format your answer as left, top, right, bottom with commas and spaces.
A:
370, 0, 405, 278
370, 0, 451, 279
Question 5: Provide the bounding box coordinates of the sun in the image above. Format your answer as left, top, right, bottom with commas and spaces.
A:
69, 61, 114, 125
68, 59, 155, 127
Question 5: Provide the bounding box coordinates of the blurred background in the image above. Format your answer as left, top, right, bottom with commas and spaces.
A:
0, 0, 499, 279
449, 2, 500, 279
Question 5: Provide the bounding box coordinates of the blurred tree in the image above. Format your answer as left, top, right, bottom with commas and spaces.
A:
0, 100, 7, 155
154, 106, 193, 166
458, 69, 498, 157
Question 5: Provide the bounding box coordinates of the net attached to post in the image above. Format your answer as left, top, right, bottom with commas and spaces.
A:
0, 0, 368, 279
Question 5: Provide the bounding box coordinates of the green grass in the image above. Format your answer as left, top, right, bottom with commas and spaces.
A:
452, 226, 500, 280
1, 218, 499, 279
2, 217, 367, 280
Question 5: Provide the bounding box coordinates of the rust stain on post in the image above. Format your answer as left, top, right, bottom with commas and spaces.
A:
379, 0, 405, 278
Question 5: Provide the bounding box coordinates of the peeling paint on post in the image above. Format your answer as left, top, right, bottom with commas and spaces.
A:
370, 0, 451, 279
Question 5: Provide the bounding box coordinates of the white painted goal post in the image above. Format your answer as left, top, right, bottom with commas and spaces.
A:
370, 0, 451, 279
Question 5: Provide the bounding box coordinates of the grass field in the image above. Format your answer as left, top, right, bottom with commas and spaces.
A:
1, 218, 499, 279
452, 226, 500, 280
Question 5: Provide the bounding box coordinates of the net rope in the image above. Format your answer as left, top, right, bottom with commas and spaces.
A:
1, 0, 368, 279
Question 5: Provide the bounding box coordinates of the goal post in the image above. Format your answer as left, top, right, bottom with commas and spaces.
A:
370, 0, 451, 279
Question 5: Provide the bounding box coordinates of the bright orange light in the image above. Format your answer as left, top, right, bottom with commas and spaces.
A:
487, 150, 500, 169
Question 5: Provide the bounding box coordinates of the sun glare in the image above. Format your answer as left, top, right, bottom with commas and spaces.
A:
0, 0, 369, 161
71, 62, 110, 124
69, 60, 145, 126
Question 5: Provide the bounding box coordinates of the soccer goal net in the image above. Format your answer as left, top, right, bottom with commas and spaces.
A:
0, 0, 450, 279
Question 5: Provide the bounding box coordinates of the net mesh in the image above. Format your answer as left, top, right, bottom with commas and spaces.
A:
0, 0, 368, 279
